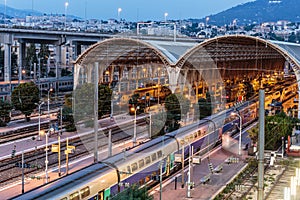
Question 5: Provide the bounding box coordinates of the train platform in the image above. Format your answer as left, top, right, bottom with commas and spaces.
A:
151, 147, 248, 200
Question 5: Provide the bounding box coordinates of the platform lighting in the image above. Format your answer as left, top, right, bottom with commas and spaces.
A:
47, 88, 53, 119
131, 106, 140, 146
35, 102, 45, 141
45, 127, 54, 183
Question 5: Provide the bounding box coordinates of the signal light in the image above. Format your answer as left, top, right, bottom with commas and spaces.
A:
11, 149, 16, 158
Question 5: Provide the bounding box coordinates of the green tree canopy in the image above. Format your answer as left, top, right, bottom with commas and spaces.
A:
198, 96, 212, 120
248, 112, 300, 150
38, 44, 50, 77
164, 93, 190, 132
74, 83, 112, 123
25, 43, 37, 74
0, 100, 12, 126
11, 82, 40, 121
98, 84, 112, 117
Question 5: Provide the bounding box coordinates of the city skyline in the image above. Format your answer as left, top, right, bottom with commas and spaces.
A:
2, 0, 254, 21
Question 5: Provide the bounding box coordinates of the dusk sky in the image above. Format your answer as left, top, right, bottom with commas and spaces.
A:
3, 0, 254, 21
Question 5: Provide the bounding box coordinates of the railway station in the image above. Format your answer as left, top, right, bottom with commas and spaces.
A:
74, 35, 300, 120
2, 34, 300, 200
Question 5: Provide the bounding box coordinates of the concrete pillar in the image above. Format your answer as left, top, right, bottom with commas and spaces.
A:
75, 43, 81, 59
4, 43, 11, 82
18, 42, 26, 82
195, 82, 199, 103
56, 45, 62, 78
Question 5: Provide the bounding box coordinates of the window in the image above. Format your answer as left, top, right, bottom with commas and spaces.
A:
139, 159, 145, 168
127, 166, 131, 174
151, 153, 157, 161
157, 150, 163, 158
80, 187, 90, 199
131, 163, 138, 172
145, 156, 151, 165
197, 130, 202, 137
145, 175, 151, 183
194, 132, 198, 138
69, 191, 80, 200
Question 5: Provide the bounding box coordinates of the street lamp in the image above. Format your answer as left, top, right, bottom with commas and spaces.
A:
205, 17, 209, 38
4, 0, 7, 27
64, 1, 69, 29
231, 112, 242, 156
22, 69, 26, 80
131, 106, 140, 146
44, 127, 54, 183
164, 12, 168, 23
47, 87, 53, 119
117, 7, 122, 22
35, 101, 45, 141
35, 49, 41, 99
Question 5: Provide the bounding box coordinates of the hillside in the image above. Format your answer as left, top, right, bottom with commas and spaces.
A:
202, 0, 300, 26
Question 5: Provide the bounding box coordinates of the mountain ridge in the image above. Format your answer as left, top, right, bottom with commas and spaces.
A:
200, 0, 300, 26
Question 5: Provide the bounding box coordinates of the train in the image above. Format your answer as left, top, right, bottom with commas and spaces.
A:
0, 76, 73, 101
11, 99, 259, 200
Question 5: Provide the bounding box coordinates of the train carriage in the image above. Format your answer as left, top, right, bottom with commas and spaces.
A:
12, 100, 259, 200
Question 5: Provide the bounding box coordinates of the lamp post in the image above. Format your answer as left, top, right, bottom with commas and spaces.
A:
203, 118, 217, 158
22, 69, 26, 80
45, 127, 54, 183
4, 0, 7, 27
35, 50, 41, 99
164, 12, 168, 23
205, 17, 209, 38
231, 112, 242, 156
35, 101, 44, 141
117, 7, 122, 22
64, 1, 69, 29
47, 88, 53, 119
131, 106, 140, 146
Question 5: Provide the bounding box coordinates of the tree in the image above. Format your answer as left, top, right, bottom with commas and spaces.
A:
73, 83, 112, 124
248, 125, 258, 145
98, 84, 112, 118
61, 93, 76, 132
164, 93, 190, 132
25, 44, 37, 75
146, 112, 167, 138
0, 100, 12, 126
39, 44, 50, 77
111, 185, 153, 200
62, 105, 76, 132
248, 112, 300, 150
11, 82, 39, 121
198, 97, 212, 120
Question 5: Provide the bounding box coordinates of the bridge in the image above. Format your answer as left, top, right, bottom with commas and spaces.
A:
0, 27, 201, 83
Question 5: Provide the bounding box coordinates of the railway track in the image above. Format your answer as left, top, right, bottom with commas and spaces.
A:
0, 122, 51, 144
0, 119, 146, 187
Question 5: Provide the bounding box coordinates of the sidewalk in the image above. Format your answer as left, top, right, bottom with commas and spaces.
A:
151, 148, 248, 200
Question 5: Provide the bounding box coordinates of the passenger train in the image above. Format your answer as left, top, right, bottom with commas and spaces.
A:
12, 99, 258, 200
0, 77, 73, 101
